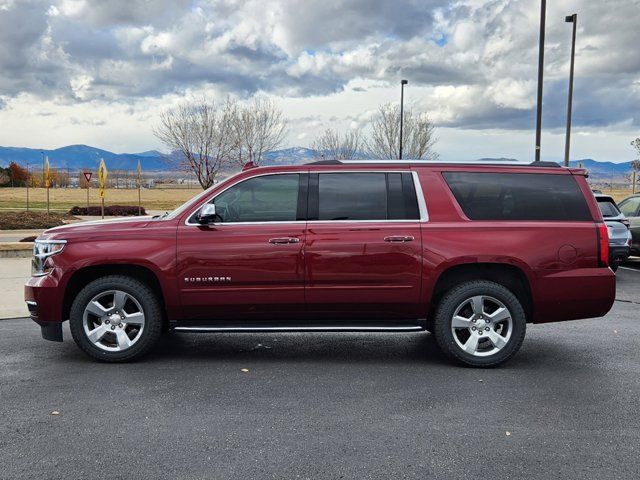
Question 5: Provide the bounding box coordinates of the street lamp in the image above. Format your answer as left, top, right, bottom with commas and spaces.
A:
564, 13, 578, 167
399, 79, 408, 159
534, 0, 547, 162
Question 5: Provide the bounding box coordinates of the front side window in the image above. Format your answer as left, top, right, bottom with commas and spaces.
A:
443, 172, 592, 221
210, 174, 299, 223
619, 197, 640, 217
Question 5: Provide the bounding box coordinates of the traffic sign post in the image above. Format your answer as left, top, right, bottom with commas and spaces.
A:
136, 160, 142, 216
44, 156, 51, 221
97, 159, 107, 219
83, 171, 92, 210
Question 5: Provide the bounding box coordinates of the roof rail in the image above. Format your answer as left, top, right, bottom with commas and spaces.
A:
529, 161, 561, 168
304, 159, 565, 167
307, 159, 343, 165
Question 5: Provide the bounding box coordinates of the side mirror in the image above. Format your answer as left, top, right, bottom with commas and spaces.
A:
197, 203, 218, 224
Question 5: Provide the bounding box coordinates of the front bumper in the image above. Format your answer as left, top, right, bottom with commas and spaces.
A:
25, 274, 65, 342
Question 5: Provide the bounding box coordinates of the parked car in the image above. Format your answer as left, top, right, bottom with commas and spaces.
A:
25, 160, 615, 367
618, 194, 640, 256
594, 193, 632, 270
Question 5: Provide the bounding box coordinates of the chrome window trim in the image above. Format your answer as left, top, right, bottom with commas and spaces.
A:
412, 170, 429, 222
184, 169, 429, 226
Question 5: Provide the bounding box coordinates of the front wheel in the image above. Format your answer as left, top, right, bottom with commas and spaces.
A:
69, 275, 163, 362
433, 280, 526, 367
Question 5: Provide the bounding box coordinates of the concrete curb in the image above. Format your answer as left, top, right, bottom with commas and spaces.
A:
0, 242, 33, 258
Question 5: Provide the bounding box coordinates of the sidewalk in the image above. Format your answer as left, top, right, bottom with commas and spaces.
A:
0, 257, 30, 319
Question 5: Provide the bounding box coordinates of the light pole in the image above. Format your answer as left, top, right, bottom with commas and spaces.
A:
535, 0, 547, 162
399, 79, 408, 159
564, 13, 577, 167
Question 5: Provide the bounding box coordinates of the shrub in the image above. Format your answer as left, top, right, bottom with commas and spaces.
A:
69, 205, 146, 216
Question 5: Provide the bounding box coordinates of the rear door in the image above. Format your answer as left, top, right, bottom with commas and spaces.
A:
304, 170, 424, 319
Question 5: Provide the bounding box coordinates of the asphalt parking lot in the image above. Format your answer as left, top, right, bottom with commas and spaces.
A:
1, 268, 639, 480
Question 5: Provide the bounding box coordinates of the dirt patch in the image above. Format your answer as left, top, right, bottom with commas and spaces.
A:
0, 211, 78, 230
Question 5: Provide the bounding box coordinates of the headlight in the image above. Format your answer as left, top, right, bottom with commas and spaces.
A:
32, 240, 66, 276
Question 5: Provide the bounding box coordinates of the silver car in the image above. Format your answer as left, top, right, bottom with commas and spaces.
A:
594, 194, 632, 271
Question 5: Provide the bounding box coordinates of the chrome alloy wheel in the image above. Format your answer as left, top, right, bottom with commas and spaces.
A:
450, 295, 513, 357
82, 290, 145, 352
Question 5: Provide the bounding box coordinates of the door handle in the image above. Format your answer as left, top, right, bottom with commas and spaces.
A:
384, 235, 415, 243
269, 237, 300, 244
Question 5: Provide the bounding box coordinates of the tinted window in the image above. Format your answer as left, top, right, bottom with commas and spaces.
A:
315, 172, 420, 221
386, 173, 421, 220
319, 173, 387, 220
443, 172, 592, 221
211, 174, 299, 222
596, 199, 621, 218
619, 197, 640, 217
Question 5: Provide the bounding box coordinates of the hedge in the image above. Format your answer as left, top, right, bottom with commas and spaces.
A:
69, 205, 146, 216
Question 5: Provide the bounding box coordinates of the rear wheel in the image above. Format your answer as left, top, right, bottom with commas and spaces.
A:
433, 280, 526, 367
69, 275, 163, 362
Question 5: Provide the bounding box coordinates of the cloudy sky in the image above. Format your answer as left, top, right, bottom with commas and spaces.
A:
0, 0, 639, 162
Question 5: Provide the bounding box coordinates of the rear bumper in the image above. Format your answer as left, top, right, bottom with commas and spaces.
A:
25, 274, 65, 342
609, 245, 630, 263
533, 267, 616, 324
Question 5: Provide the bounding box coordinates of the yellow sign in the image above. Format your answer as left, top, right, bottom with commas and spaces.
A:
44, 156, 51, 188
136, 160, 142, 187
97, 158, 108, 198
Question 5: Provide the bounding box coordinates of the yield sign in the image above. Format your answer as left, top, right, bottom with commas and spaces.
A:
83, 171, 92, 183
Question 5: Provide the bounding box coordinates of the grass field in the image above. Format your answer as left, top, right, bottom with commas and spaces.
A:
0, 187, 200, 212
596, 188, 636, 202
0, 186, 636, 213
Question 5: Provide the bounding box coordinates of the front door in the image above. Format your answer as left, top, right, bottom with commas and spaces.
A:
304, 171, 423, 319
176, 173, 307, 320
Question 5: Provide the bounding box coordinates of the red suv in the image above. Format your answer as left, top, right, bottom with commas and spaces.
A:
25, 160, 615, 366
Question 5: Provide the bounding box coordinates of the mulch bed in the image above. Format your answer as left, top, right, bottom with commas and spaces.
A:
0, 211, 78, 230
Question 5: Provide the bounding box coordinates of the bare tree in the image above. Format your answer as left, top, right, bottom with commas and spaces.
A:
366, 103, 438, 160
154, 98, 236, 189
312, 128, 363, 160
232, 97, 287, 166
632, 137, 640, 159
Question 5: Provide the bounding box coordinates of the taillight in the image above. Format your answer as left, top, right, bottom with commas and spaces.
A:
596, 223, 609, 268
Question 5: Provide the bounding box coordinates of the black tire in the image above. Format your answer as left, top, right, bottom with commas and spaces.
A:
433, 280, 526, 367
611, 262, 619, 272
69, 275, 163, 362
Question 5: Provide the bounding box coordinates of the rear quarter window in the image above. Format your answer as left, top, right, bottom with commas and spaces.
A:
443, 172, 592, 221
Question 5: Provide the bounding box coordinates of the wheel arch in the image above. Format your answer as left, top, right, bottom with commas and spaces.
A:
62, 264, 168, 326
428, 262, 534, 323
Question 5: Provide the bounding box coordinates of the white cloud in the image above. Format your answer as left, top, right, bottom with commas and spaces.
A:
0, 0, 638, 163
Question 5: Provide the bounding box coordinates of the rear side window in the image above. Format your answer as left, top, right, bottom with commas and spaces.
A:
443, 172, 592, 221
596, 198, 621, 218
312, 172, 420, 221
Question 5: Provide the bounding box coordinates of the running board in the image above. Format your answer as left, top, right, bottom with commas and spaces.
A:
172, 323, 426, 333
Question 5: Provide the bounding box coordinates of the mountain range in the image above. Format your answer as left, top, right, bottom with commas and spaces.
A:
0, 144, 635, 180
